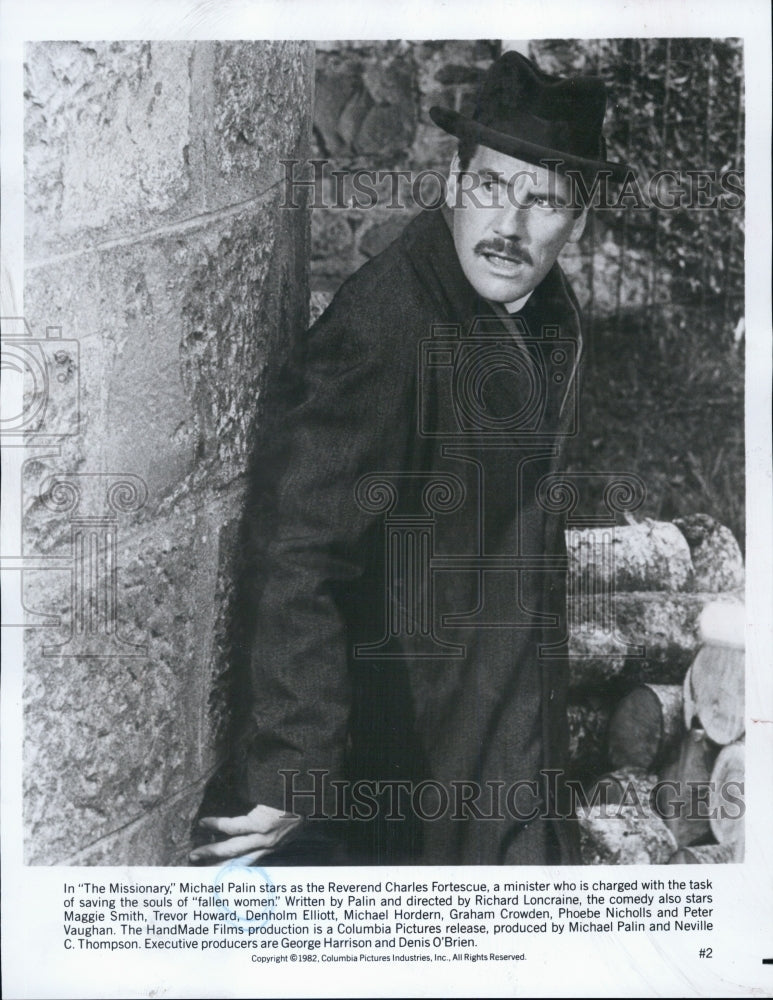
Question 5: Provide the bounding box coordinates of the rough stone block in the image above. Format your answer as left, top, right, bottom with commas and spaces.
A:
356, 105, 415, 157
25, 41, 199, 258
314, 43, 419, 164
337, 88, 374, 151
205, 41, 313, 209
25, 187, 308, 508
23, 501, 240, 864
309, 290, 333, 326
314, 63, 362, 156
362, 56, 416, 108
21, 35, 312, 869
63, 778, 212, 865
434, 64, 482, 85
411, 123, 457, 171
311, 210, 355, 260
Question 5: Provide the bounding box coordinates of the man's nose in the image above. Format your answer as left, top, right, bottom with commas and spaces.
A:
493, 198, 529, 239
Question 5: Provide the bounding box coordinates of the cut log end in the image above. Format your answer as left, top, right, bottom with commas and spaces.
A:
690, 642, 745, 745
708, 741, 745, 846
608, 684, 683, 770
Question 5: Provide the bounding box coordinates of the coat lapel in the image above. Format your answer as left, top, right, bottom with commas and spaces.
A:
401, 209, 583, 436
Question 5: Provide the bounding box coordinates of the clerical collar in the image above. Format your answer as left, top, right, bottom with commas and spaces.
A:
501, 291, 533, 313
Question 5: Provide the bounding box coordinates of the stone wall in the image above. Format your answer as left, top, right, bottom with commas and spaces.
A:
310, 40, 501, 294
22, 41, 314, 864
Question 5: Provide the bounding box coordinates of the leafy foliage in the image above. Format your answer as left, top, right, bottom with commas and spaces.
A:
532, 39, 745, 547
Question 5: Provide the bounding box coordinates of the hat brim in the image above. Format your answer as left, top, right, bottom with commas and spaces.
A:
430, 106, 631, 184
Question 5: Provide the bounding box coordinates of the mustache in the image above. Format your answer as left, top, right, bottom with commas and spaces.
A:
474, 238, 533, 266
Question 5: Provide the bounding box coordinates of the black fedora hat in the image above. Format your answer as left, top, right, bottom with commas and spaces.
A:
430, 50, 630, 183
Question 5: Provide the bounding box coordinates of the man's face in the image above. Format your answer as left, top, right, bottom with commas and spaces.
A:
448, 146, 587, 304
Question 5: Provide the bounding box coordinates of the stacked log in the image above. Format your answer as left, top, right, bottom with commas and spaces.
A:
579, 800, 677, 866
688, 603, 745, 744
607, 683, 683, 770
708, 741, 745, 852
589, 769, 660, 808
673, 514, 745, 592
687, 604, 745, 859
577, 768, 677, 865
566, 512, 746, 865
657, 728, 717, 846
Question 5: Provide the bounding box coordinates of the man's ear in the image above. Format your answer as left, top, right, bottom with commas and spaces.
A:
445, 153, 460, 209
566, 206, 588, 243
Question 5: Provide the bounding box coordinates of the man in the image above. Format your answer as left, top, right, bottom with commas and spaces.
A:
190, 50, 629, 866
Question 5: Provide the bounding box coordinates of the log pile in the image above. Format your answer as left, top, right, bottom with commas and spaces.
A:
565, 517, 745, 866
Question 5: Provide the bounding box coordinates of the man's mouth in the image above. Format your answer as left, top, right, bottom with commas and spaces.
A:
480, 250, 529, 274
475, 240, 532, 273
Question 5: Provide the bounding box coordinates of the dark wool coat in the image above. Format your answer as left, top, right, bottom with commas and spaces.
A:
238, 208, 583, 866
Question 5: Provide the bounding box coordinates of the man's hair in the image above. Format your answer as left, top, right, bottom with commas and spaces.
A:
457, 137, 586, 216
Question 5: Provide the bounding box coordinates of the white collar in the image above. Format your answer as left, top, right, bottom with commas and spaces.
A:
502, 290, 534, 313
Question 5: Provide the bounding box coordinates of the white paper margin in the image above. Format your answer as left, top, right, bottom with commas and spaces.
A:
1, 2, 771, 997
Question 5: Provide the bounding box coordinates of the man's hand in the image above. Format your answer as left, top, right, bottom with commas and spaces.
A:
189, 804, 302, 865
